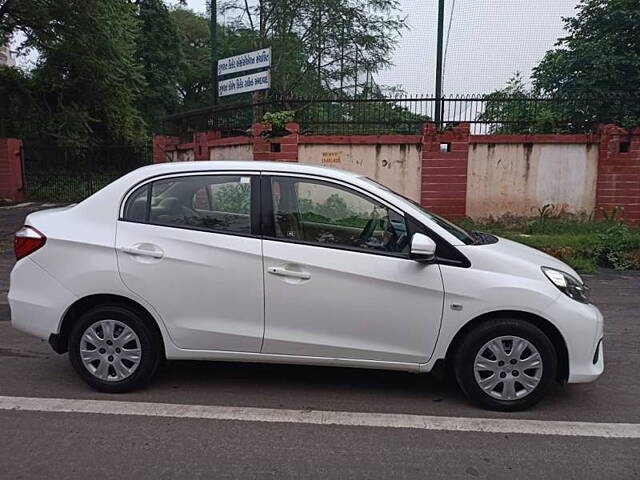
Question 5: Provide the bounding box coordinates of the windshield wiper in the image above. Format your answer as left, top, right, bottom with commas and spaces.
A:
469, 230, 498, 245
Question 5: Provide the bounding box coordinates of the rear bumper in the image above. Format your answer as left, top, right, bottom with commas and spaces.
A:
8, 258, 76, 341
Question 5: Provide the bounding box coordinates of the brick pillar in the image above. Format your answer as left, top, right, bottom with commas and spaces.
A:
193, 130, 222, 160
596, 124, 640, 225
0, 138, 25, 202
152, 135, 179, 163
420, 123, 470, 220
252, 122, 299, 162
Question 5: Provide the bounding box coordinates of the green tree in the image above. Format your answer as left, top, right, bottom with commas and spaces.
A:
0, 66, 41, 137
221, 0, 406, 96
136, 0, 183, 132
478, 73, 559, 134
532, 0, 640, 128
170, 7, 255, 110
0, 0, 51, 43
170, 8, 211, 110
3, 0, 147, 145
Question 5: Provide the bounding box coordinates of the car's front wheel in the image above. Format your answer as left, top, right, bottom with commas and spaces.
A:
68, 304, 162, 393
454, 318, 557, 411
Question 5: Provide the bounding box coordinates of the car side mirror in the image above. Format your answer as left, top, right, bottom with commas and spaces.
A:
410, 233, 437, 262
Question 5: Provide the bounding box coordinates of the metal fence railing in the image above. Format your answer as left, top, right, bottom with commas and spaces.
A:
161, 94, 640, 138
22, 142, 152, 202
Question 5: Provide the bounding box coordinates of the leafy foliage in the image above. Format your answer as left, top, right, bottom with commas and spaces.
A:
170, 7, 257, 110
2, 0, 147, 145
533, 0, 640, 99
213, 183, 251, 215
2, 1, 408, 145
136, 0, 183, 132
531, 0, 640, 129
478, 73, 559, 134
482, 1, 640, 133
220, 0, 407, 96
261, 110, 295, 132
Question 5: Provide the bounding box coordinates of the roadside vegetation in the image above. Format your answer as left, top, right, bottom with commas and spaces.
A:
459, 206, 640, 273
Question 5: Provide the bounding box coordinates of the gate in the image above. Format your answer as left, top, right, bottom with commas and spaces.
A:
22, 142, 151, 202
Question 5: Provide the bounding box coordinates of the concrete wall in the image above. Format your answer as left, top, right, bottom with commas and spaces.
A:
298, 143, 422, 203
466, 143, 599, 219
210, 144, 253, 161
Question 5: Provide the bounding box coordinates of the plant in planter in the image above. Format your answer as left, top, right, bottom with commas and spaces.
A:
260, 111, 295, 137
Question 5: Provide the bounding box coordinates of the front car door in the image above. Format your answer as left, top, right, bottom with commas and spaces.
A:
261, 174, 444, 364
116, 173, 264, 352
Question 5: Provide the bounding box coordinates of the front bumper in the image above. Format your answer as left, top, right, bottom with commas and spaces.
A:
545, 293, 604, 383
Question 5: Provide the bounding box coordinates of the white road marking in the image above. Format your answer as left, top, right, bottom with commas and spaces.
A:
0, 395, 639, 438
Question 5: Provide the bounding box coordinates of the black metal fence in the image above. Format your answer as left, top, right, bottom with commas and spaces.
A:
22, 142, 152, 202
162, 94, 640, 138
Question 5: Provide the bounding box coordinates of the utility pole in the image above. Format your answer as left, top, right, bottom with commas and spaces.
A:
434, 0, 445, 128
210, 0, 218, 106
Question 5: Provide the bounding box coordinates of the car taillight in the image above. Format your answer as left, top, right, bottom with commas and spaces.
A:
14, 226, 47, 260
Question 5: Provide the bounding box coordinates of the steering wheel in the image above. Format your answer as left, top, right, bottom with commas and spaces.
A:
358, 213, 379, 247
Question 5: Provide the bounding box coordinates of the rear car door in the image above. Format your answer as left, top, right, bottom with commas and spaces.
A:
116, 173, 264, 352
261, 174, 445, 364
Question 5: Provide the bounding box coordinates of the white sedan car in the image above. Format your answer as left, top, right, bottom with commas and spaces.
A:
9, 161, 603, 410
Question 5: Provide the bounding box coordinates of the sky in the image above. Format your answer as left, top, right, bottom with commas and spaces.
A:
178, 0, 579, 95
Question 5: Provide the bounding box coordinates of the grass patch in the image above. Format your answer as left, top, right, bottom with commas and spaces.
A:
458, 210, 640, 274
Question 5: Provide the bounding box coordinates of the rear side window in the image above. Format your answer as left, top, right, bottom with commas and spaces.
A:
122, 175, 253, 235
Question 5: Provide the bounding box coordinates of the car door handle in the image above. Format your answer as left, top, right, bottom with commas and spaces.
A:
267, 266, 311, 280
121, 245, 164, 259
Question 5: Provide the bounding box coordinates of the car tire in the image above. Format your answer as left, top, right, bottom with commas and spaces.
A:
454, 318, 557, 411
68, 304, 162, 393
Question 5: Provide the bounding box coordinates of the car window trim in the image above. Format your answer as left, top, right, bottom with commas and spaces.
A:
117, 218, 263, 240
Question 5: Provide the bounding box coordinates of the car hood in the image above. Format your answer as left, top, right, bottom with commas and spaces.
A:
459, 235, 582, 282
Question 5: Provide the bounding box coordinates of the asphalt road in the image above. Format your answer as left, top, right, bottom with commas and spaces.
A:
1, 205, 639, 479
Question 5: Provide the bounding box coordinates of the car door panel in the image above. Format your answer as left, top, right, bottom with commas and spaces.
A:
117, 221, 264, 351
116, 173, 264, 353
261, 175, 445, 364
262, 240, 444, 363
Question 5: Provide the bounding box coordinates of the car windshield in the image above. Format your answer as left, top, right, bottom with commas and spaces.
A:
360, 177, 476, 245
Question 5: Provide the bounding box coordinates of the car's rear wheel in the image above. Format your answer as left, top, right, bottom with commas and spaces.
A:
454, 318, 557, 411
68, 305, 161, 393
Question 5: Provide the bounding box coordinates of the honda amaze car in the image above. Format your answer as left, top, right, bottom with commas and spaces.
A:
9, 161, 603, 411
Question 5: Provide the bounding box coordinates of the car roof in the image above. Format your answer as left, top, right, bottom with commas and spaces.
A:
131, 161, 362, 183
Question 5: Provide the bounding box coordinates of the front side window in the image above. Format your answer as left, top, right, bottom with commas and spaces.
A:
270, 176, 409, 254
123, 175, 252, 235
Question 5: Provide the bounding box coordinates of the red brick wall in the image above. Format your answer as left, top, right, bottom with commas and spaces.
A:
420, 123, 470, 220
596, 124, 640, 224
152, 135, 179, 163
251, 122, 299, 162
0, 138, 25, 202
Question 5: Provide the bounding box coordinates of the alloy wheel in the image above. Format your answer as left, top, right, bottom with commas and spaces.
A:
79, 319, 142, 382
473, 335, 543, 401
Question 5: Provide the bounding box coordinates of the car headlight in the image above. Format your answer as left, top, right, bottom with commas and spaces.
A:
542, 267, 591, 304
